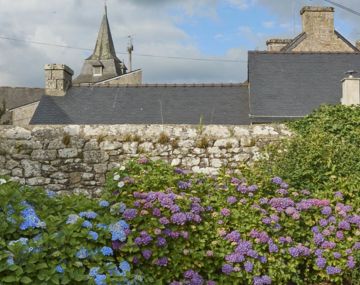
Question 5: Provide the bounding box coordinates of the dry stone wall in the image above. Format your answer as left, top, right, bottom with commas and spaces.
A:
0, 125, 291, 196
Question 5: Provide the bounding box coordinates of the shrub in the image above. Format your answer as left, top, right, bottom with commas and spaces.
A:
251, 105, 360, 208
1, 159, 360, 284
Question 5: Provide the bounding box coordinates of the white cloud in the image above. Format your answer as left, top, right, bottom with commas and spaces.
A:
0, 0, 248, 87
262, 21, 274, 29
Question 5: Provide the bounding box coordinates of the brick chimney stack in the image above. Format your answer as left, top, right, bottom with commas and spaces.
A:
45, 64, 74, 96
301, 6, 335, 36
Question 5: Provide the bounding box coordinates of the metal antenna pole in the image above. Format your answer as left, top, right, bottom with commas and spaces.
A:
127, 35, 134, 72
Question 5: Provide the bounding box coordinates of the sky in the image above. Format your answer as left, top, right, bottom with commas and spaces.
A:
1, 0, 360, 87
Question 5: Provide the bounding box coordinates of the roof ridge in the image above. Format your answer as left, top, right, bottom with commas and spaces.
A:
72, 83, 248, 88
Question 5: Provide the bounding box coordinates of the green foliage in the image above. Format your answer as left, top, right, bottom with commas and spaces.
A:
252, 105, 360, 208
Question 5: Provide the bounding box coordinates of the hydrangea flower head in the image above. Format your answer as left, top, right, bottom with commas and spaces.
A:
76, 248, 88, 259
326, 266, 341, 275
119, 260, 131, 276
88, 231, 99, 241
79, 211, 97, 220
82, 221, 93, 229
101, 246, 113, 256
271, 177, 283, 185
123, 209, 138, 221
20, 202, 46, 230
221, 264, 233, 275
55, 265, 64, 274
66, 214, 80, 225
99, 200, 110, 207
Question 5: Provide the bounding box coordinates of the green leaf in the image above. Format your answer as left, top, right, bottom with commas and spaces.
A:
20, 276, 32, 284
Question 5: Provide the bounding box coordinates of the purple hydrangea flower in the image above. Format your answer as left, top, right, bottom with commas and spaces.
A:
123, 209, 138, 221
142, 249, 152, 260
271, 177, 283, 185
244, 261, 253, 272
178, 181, 191, 190
171, 212, 187, 225
159, 217, 170, 225
225, 231, 241, 243
220, 208, 231, 217
221, 264, 233, 275
338, 221, 351, 231
269, 243, 279, 253
157, 237, 167, 247
347, 256, 356, 269
321, 206, 332, 216
326, 266, 341, 275
155, 257, 168, 266
227, 196, 237, 205
316, 257, 326, 269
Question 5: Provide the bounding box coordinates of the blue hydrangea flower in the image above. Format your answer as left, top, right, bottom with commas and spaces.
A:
109, 221, 128, 241
89, 267, 100, 277
46, 190, 57, 198
9, 237, 28, 246
89, 231, 99, 241
101, 246, 113, 256
66, 214, 80, 225
55, 265, 64, 274
79, 211, 98, 219
76, 248, 88, 259
6, 256, 14, 266
119, 261, 131, 276
97, 223, 108, 230
99, 200, 110, 207
82, 221, 93, 229
94, 274, 107, 285
20, 202, 46, 230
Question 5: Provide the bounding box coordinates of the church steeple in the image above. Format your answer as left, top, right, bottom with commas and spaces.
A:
87, 4, 118, 61
73, 4, 128, 85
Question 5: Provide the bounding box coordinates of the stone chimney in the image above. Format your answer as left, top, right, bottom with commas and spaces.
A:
45, 64, 74, 96
341, 71, 360, 105
266, 39, 292, 52
301, 6, 334, 36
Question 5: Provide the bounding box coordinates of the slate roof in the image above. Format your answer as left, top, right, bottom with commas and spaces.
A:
248, 52, 360, 122
30, 84, 250, 125
0, 87, 43, 124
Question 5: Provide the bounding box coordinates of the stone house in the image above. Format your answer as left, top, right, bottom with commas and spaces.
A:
2, 5, 360, 125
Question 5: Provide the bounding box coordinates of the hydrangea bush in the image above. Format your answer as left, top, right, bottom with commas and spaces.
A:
0, 157, 359, 284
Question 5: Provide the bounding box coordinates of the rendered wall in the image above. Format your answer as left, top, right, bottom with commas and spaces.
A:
0, 124, 291, 196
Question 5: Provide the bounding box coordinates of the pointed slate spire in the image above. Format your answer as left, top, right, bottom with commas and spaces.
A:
87, 4, 118, 60
73, 4, 129, 84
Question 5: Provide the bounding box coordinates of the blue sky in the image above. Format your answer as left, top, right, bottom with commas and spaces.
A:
0, 0, 360, 87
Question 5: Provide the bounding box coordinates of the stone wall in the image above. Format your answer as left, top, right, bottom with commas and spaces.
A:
0, 124, 291, 196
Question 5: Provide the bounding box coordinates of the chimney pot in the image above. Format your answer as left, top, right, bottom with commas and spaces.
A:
44, 64, 74, 96
341, 73, 360, 105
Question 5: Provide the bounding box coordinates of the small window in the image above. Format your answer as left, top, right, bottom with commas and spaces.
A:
93, 66, 103, 76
